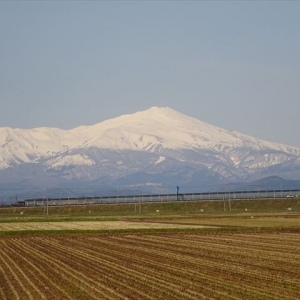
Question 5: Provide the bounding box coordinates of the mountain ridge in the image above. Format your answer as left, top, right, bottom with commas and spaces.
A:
1, 107, 300, 198
1, 106, 300, 169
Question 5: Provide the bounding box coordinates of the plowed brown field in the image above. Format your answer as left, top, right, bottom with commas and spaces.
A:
1, 232, 300, 299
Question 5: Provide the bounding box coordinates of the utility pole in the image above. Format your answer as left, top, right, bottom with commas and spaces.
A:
139, 199, 141, 214
46, 193, 49, 216
139, 191, 142, 214
177, 186, 179, 201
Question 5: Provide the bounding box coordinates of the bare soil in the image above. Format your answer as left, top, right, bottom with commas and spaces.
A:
1, 231, 300, 299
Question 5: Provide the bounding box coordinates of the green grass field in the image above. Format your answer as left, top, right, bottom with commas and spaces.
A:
0, 198, 299, 234
2, 197, 300, 217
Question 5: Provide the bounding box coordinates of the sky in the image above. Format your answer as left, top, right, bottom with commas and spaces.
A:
1, 1, 300, 147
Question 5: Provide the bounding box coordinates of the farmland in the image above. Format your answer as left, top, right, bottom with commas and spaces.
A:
1, 231, 300, 299
0, 220, 211, 232
0, 199, 300, 299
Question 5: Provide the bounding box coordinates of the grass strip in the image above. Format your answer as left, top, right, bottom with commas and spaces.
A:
1, 226, 300, 237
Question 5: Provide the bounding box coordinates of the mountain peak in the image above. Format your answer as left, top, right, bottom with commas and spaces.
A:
138, 106, 191, 120
102, 106, 207, 129
146, 106, 178, 114
67, 106, 300, 154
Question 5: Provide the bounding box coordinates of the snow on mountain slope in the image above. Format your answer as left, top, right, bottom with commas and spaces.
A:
1, 106, 300, 183
71, 107, 300, 155
0, 126, 87, 169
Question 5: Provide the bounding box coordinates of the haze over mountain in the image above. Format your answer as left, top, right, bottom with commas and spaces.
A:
1, 107, 300, 200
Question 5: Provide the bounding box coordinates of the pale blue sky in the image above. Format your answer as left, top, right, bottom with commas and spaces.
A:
1, 1, 300, 146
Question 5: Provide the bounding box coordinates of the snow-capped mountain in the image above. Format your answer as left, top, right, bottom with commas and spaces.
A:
1, 107, 300, 195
